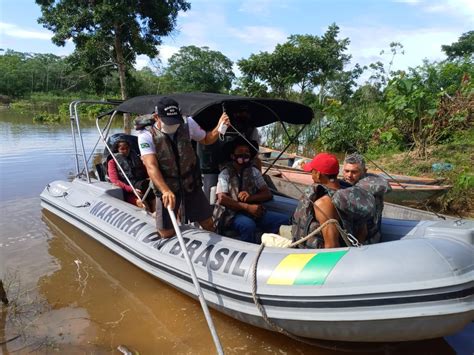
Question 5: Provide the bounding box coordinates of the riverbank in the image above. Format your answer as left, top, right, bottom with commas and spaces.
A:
9, 94, 119, 123
366, 128, 474, 218
7, 97, 474, 217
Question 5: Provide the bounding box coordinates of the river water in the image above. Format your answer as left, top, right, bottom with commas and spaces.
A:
0, 108, 471, 354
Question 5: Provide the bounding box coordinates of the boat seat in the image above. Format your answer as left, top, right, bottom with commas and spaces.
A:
95, 163, 107, 182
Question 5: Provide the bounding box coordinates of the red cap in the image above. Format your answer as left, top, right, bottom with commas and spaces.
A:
303, 153, 339, 175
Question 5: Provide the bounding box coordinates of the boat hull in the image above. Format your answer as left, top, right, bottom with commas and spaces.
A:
266, 169, 451, 205
40, 179, 474, 342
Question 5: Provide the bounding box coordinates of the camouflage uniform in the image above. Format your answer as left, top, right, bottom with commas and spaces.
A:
331, 185, 376, 237
355, 174, 392, 243
292, 183, 376, 248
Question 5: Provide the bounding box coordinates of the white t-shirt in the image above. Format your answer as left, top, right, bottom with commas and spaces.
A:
137, 117, 206, 156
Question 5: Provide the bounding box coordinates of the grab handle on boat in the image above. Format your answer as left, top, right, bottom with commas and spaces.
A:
166, 206, 224, 355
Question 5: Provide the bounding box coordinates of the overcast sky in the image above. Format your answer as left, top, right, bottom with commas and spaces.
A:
1, 0, 473, 76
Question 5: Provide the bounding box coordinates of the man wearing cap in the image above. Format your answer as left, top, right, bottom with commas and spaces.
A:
137, 97, 230, 238
299, 153, 345, 248
213, 137, 289, 243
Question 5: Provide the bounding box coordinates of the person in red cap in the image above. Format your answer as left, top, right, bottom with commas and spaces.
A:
292, 153, 344, 248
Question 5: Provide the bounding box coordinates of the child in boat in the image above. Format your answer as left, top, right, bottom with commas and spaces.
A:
108, 139, 155, 212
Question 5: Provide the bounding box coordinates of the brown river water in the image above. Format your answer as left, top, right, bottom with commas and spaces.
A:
0, 109, 471, 354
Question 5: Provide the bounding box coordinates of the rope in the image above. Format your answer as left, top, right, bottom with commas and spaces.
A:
288, 219, 359, 249
250, 221, 393, 353
45, 184, 90, 208
46, 184, 67, 198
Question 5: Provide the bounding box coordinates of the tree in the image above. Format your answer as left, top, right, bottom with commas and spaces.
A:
442, 31, 474, 61
36, 0, 190, 130
385, 60, 473, 158
161, 45, 235, 93
237, 24, 352, 137
237, 24, 350, 99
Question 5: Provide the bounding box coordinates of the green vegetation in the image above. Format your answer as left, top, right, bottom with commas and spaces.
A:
0, 15, 472, 215
35, 0, 190, 101
367, 128, 474, 217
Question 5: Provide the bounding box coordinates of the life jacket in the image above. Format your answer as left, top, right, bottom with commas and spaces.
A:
212, 162, 258, 232
148, 118, 201, 194
291, 184, 333, 249
113, 152, 148, 187
291, 182, 376, 248
355, 174, 392, 243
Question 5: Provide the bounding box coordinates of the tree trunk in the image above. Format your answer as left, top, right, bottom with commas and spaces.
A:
114, 26, 131, 134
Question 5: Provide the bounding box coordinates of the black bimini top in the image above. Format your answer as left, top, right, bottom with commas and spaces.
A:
114, 92, 313, 130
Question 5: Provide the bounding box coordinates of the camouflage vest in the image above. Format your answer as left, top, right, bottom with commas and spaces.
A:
291, 184, 333, 249
292, 182, 376, 248
149, 119, 201, 194
355, 174, 392, 243
331, 185, 376, 236
112, 152, 148, 187
212, 162, 258, 231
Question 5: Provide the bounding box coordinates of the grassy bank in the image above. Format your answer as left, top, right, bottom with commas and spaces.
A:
9, 93, 119, 123
367, 128, 474, 217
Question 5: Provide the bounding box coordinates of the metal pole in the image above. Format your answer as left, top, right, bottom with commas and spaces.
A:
69, 100, 80, 176
73, 102, 91, 183
166, 206, 224, 355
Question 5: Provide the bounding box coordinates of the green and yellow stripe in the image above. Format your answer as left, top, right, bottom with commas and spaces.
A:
267, 250, 348, 285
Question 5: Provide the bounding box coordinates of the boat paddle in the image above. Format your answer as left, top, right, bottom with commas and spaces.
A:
166, 206, 224, 355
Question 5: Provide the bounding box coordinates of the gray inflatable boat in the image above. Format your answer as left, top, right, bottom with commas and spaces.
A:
40, 178, 473, 342
40, 96, 473, 342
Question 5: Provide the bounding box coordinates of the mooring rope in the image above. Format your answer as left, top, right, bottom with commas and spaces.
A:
250, 219, 394, 353
46, 184, 90, 208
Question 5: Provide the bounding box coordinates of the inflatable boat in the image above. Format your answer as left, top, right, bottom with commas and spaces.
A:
40, 94, 474, 343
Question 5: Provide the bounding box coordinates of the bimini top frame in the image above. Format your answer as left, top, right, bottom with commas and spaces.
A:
68, 100, 120, 183
69, 93, 314, 183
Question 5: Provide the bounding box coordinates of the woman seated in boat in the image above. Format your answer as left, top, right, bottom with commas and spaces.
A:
107, 139, 155, 212
291, 153, 375, 248
213, 138, 289, 243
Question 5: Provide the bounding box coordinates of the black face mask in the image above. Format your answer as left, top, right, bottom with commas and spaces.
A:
233, 154, 251, 165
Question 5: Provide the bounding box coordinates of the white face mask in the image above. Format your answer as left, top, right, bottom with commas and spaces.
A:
160, 123, 180, 134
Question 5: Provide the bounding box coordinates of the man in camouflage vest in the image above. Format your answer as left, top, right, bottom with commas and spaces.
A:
213, 138, 289, 243
138, 97, 230, 238
342, 153, 391, 243
292, 153, 347, 248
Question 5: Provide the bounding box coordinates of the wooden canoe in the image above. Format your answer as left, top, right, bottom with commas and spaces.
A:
265, 168, 451, 205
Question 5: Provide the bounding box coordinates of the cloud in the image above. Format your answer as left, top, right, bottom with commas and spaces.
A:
342, 25, 462, 78
228, 26, 287, 51
134, 55, 150, 70
238, 0, 290, 17
0, 22, 52, 40
393, 0, 474, 22
238, 0, 274, 17
393, 0, 422, 4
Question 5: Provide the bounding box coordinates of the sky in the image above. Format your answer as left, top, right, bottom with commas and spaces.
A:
1, 0, 473, 78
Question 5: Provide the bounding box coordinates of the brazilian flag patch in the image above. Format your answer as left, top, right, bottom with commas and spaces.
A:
140, 143, 150, 148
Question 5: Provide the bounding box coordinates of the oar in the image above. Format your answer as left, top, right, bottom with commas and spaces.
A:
166, 206, 224, 355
